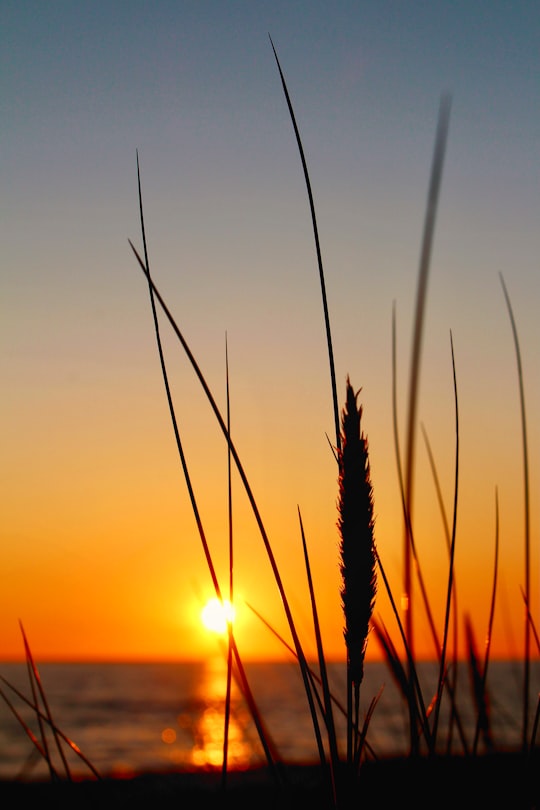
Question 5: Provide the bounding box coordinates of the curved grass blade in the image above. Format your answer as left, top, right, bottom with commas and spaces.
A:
465, 615, 495, 754
499, 272, 531, 751
392, 306, 443, 657
0, 676, 101, 779
431, 332, 460, 744
472, 488, 500, 754
421, 423, 461, 752
269, 35, 340, 454
298, 506, 339, 805
402, 94, 451, 655
130, 236, 327, 772
222, 333, 234, 788
0, 684, 60, 779
19, 621, 72, 780
373, 548, 434, 754
353, 684, 384, 771
134, 157, 282, 780
245, 601, 379, 761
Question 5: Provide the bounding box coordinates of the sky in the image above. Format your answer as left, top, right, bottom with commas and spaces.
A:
2, 1, 539, 664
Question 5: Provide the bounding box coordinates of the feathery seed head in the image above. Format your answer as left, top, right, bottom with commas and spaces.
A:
338, 376, 377, 687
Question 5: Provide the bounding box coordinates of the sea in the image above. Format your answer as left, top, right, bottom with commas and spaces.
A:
0, 659, 537, 781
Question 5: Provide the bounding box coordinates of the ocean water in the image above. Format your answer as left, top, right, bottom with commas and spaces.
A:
0, 659, 536, 781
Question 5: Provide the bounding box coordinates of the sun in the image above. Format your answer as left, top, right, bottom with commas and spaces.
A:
200, 598, 236, 634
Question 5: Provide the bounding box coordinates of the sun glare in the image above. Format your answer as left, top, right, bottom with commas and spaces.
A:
200, 598, 236, 635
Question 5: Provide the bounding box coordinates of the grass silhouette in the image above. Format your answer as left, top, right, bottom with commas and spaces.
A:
0, 37, 538, 810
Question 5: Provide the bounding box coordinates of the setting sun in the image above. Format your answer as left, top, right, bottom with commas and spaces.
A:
200, 598, 236, 635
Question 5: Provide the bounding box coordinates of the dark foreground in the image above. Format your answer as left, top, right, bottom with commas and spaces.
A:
1, 752, 538, 809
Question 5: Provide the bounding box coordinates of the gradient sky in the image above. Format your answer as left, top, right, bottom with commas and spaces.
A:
2, 1, 539, 663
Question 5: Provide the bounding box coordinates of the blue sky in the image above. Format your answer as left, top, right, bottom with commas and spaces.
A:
1, 1, 539, 660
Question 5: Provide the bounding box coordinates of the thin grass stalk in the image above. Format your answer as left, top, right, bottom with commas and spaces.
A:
337, 379, 377, 769
472, 488, 500, 754
371, 617, 410, 702
134, 159, 282, 779
353, 685, 384, 771
132, 160, 328, 772
297, 507, 339, 804
499, 272, 531, 751
372, 615, 446, 754
421, 424, 461, 753
269, 36, 340, 454
21, 642, 54, 779
0, 685, 59, 777
393, 310, 468, 756
431, 332, 460, 746
465, 615, 495, 753
222, 334, 234, 789
529, 696, 540, 758
129, 233, 326, 773
246, 601, 379, 761
402, 94, 452, 659
393, 311, 441, 658
392, 305, 439, 753
374, 549, 434, 754
20, 622, 71, 779
520, 587, 540, 654
0, 676, 101, 778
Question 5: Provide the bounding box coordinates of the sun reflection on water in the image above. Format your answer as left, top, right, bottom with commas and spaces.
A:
161, 657, 262, 770
191, 702, 254, 768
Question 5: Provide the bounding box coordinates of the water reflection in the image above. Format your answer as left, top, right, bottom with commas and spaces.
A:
162, 657, 262, 770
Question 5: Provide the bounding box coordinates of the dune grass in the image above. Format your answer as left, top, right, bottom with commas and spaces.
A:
1, 37, 538, 809
127, 39, 538, 804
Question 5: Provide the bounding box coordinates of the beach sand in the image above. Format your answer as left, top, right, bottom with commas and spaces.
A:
0, 752, 537, 809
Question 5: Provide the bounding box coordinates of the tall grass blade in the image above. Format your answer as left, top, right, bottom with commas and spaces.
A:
246, 601, 379, 762
134, 159, 282, 780
392, 306, 443, 658
19, 621, 71, 780
269, 35, 340, 453
222, 333, 234, 788
392, 305, 439, 754
499, 272, 531, 751
373, 549, 434, 754
297, 507, 339, 805
371, 617, 410, 702
421, 423, 461, 752
432, 332, 460, 745
472, 488, 500, 754
402, 94, 451, 656
530, 696, 540, 757
0, 676, 101, 779
520, 587, 540, 654
465, 615, 495, 753
353, 685, 384, 771
0, 684, 59, 778
129, 231, 324, 772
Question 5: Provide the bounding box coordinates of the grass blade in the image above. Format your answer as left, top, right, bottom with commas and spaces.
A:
0, 676, 101, 779
432, 333, 460, 744
19, 622, 71, 780
134, 159, 282, 779
222, 333, 234, 788
465, 615, 495, 754
297, 507, 339, 805
499, 272, 531, 751
472, 488, 500, 754
402, 94, 451, 656
269, 35, 340, 454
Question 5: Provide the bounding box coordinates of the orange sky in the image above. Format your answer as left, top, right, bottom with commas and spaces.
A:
1, 338, 536, 664
2, 3, 539, 666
